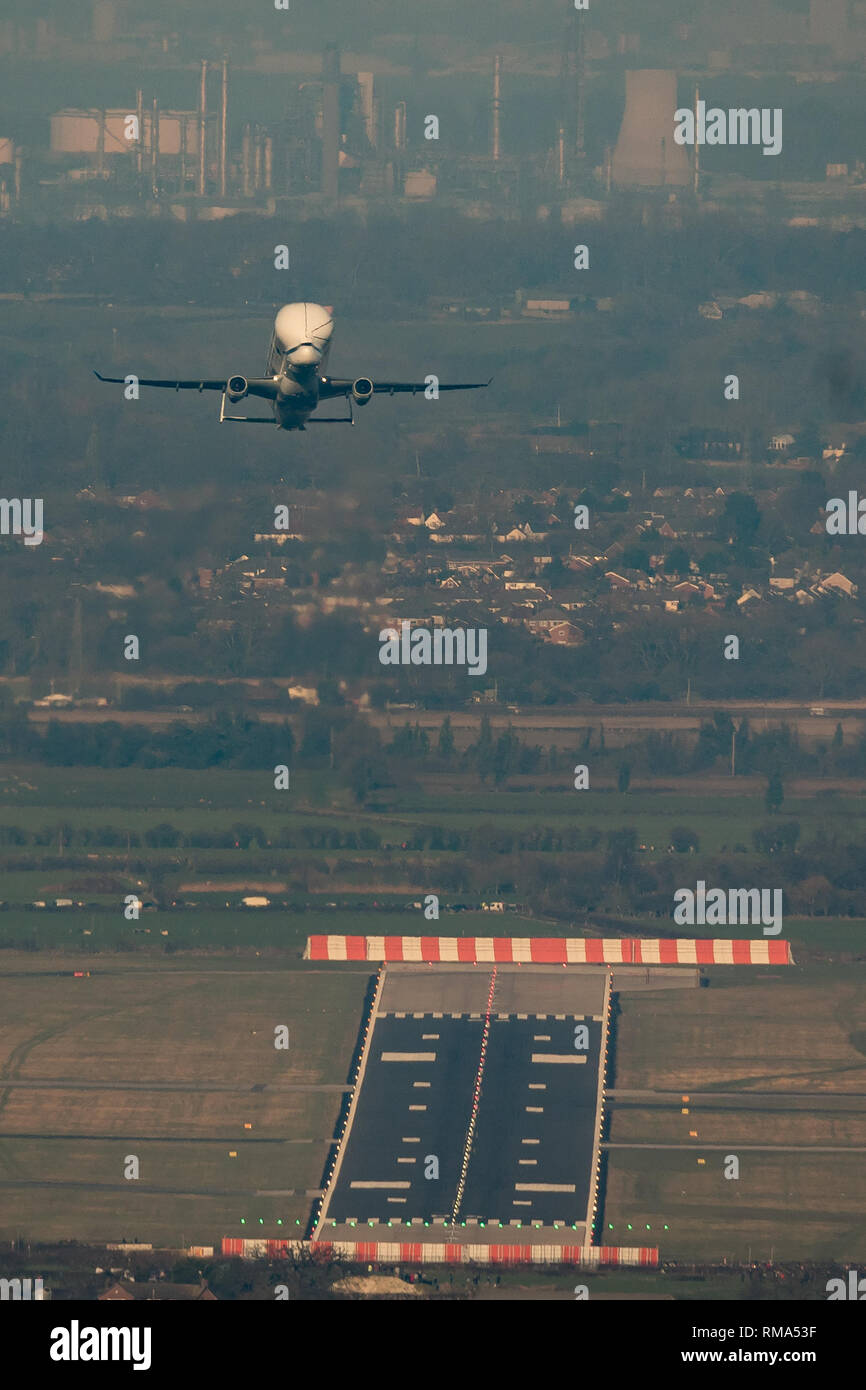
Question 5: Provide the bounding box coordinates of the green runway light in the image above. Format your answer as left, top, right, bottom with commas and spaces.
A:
608, 1223, 613, 1230
259, 1218, 264, 1225
664, 1225, 669, 1230
277, 1220, 282, 1226
627, 1224, 633, 1230
646, 1225, 651, 1230
240, 1218, 245, 1225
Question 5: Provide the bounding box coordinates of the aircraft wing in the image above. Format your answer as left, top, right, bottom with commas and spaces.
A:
93, 372, 279, 399
319, 377, 491, 398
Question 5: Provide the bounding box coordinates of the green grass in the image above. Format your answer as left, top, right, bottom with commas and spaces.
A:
0, 962, 369, 1244
603, 1150, 866, 1263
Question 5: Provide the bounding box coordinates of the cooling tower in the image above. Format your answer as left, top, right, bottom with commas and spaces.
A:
611, 69, 690, 189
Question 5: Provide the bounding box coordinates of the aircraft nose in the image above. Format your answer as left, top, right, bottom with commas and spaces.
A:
286, 344, 321, 366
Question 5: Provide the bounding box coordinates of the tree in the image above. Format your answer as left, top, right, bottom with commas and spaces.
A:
721, 492, 761, 548
472, 713, 495, 782
664, 546, 691, 575
764, 772, 784, 814
437, 716, 455, 761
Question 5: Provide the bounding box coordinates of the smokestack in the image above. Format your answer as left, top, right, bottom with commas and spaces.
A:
242, 124, 252, 197
97, 108, 105, 176
357, 72, 375, 147
135, 88, 144, 180
264, 136, 273, 192
492, 54, 501, 162
198, 58, 208, 197
254, 128, 263, 193
393, 101, 406, 151
611, 70, 690, 189
219, 57, 228, 198
557, 125, 566, 187
151, 96, 159, 190
575, 11, 586, 163
321, 42, 340, 200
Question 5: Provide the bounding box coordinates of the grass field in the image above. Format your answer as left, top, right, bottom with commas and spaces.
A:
0, 764, 861, 963
604, 972, 866, 1261
603, 1150, 866, 1263
0, 960, 371, 1245
611, 972, 866, 1093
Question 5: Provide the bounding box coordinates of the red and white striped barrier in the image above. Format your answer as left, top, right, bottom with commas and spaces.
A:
221, 1237, 658, 1267
304, 935, 793, 965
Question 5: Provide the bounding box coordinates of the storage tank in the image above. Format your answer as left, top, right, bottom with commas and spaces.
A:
50, 109, 199, 157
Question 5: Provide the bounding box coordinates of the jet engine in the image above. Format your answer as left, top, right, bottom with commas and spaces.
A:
227, 375, 249, 403
351, 377, 374, 407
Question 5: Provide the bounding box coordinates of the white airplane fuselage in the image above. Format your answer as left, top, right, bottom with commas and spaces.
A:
265, 301, 334, 430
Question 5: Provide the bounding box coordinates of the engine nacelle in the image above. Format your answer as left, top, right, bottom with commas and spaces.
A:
352, 377, 374, 407
227, 375, 249, 403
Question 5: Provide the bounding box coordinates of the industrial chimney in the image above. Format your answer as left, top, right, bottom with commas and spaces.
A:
321, 42, 340, 199
492, 55, 501, 162
198, 59, 208, 196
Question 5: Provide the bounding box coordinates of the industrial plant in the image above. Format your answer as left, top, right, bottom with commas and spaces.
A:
1, 0, 865, 225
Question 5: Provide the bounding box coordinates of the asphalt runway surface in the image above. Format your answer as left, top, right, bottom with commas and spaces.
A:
327, 1012, 602, 1227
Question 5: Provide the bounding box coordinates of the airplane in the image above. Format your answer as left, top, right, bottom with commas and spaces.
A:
94, 301, 490, 430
